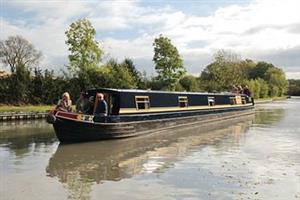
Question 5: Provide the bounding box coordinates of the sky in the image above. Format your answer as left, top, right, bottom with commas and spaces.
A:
1, 0, 300, 79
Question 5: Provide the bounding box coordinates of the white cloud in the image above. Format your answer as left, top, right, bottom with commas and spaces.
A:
1, 0, 300, 78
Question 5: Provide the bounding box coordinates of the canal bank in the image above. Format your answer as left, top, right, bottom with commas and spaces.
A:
0, 105, 53, 121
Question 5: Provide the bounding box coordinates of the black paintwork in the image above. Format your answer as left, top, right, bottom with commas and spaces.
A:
50, 88, 254, 143
87, 88, 253, 115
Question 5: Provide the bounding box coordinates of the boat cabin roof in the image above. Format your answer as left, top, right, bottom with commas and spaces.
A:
87, 88, 237, 96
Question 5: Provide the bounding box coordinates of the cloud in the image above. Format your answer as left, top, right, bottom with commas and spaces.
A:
1, 0, 300, 78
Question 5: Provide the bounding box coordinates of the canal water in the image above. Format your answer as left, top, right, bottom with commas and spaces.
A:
0, 98, 299, 200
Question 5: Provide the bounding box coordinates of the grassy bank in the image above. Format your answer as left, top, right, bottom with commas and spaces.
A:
0, 105, 54, 113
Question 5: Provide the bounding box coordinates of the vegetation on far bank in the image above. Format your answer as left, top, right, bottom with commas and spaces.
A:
0, 105, 54, 113
288, 79, 300, 96
0, 18, 292, 106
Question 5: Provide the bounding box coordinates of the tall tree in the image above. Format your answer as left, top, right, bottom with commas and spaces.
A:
65, 18, 103, 90
153, 35, 185, 91
0, 35, 42, 73
0, 35, 42, 103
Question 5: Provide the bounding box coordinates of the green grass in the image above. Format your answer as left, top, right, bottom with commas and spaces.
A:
0, 105, 55, 113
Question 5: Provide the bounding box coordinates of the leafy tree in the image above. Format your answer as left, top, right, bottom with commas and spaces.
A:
105, 59, 136, 89
121, 58, 143, 88
264, 67, 287, 96
179, 75, 200, 92
29, 67, 44, 104
200, 50, 245, 92
249, 61, 274, 79
288, 79, 300, 96
9, 65, 31, 103
65, 18, 103, 90
148, 77, 168, 90
153, 35, 185, 91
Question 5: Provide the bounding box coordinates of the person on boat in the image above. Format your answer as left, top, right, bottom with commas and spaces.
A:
238, 85, 243, 94
75, 92, 90, 114
87, 96, 95, 115
243, 85, 251, 97
56, 92, 72, 112
231, 85, 239, 94
93, 93, 108, 117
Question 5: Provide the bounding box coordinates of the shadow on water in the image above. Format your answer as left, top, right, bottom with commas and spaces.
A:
0, 120, 56, 157
46, 115, 255, 200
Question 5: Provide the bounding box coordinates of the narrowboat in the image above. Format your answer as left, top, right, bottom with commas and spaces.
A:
47, 88, 254, 143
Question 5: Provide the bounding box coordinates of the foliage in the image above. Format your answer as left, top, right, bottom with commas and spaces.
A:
121, 59, 141, 83
200, 50, 289, 99
179, 75, 201, 92
0, 35, 43, 104
104, 59, 137, 89
0, 31, 290, 105
288, 79, 300, 96
265, 67, 288, 96
65, 18, 103, 90
153, 35, 186, 91
249, 61, 274, 80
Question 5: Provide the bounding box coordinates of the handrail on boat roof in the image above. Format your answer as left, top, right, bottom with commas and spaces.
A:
87, 88, 244, 96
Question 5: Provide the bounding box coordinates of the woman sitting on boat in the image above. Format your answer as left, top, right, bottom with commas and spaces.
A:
56, 92, 72, 112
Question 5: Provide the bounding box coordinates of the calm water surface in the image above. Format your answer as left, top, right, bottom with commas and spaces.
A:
0, 99, 299, 200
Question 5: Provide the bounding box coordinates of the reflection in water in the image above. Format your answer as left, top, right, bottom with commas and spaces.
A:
46, 115, 254, 200
254, 107, 285, 125
0, 120, 56, 158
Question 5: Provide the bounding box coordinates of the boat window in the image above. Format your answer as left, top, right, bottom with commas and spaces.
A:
208, 97, 215, 106
178, 96, 188, 107
135, 96, 150, 109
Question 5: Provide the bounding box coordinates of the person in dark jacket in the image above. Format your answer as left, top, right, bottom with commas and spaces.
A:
93, 93, 108, 117
243, 85, 251, 97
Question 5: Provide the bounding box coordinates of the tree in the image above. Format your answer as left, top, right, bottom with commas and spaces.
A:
0, 35, 42, 104
121, 58, 143, 88
65, 18, 103, 90
153, 35, 186, 91
266, 67, 288, 96
105, 59, 136, 89
288, 79, 300, 96
29, 67, 44, 104
214, 49, 241, 64
200, 50, 244, 92
249, 61, 274, 80
0, 35, 42, 73
179, 75, 200, 92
